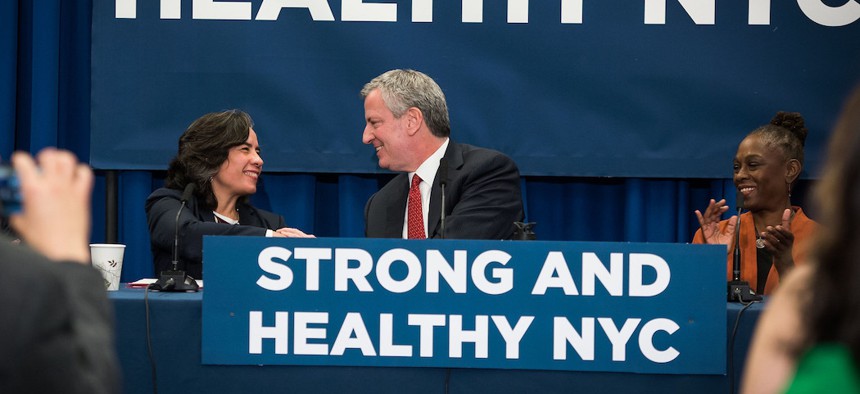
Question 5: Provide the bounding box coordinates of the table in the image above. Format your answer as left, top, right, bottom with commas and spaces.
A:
110, 288, 764, 394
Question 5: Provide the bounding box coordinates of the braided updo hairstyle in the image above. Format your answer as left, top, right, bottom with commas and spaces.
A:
750, 111, 809, 166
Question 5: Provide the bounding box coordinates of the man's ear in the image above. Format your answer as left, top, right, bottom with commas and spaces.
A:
405, 107, 423, 136
785, 158, 801, 184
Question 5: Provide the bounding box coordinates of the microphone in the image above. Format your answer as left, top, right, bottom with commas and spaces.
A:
174, 183, 196, 269
151, 183, 200, 292
732, 193, 742, 282
727, 193, 760, 302
439, 158, 448, 239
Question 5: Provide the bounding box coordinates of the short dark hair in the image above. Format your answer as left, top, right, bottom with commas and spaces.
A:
165, 110, 253, 210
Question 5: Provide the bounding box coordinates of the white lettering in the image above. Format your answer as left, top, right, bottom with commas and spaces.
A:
249, 311, 289, 354
408, 314, 446, 357
449, 315, 489, 358
508, 0, 529, 23
413, 0, 433, 22
471, 250, 513, 295
342, 0, 397, 22
294, 247, 332, 291
376, 248, 422, 293
256, 0, 335, 21
116, 0, 136, 18
553, 317, 594, 360
463, 0, 482, 23
335, 248, 374, 292
380, 313, 412, 356
256, 246, 294, 291
797, 0, 860, 27
193, 0, 252, 20
491, 315, 534, 359
597, 317, 640, 361
330, 312, 377, 356
582, 252, 623, 296
561, 0, 583, 23
644, 0, 715, 25
629, 253, 670, 297
748, 0, 770, 25
426, 250, 467, 293
294, 312, 329, 355
638, 318, 680, 363
162, 0, 181, 19
532, 251, 578, 295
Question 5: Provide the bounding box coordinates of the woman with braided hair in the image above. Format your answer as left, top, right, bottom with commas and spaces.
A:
693, 111, 818, 295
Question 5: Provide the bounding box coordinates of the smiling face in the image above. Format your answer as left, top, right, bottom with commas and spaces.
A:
733, 134, 791, 211
362, 89, 417, 172
211, 128, 263, 202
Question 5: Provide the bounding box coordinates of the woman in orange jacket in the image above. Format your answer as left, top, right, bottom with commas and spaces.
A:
693, 112, 818, 295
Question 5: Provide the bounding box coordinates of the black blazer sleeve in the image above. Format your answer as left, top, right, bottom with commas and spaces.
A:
429, 143, 524, 240
145, 188, 285, 277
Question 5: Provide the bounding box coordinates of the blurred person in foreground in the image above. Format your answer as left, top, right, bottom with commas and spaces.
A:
742, 86, 860, 393
146, 109, 313, 280
361, 69, 524, 239
0, 149, 119, 393
693, 112, 818, 295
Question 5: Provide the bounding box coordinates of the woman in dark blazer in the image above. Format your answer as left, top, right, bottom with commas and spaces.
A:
146, 110, 312, 279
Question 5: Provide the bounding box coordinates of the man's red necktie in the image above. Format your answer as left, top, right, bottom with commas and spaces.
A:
407, 175, 425, 239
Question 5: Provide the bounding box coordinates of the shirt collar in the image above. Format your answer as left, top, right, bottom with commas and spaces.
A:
409, 138, 449, 186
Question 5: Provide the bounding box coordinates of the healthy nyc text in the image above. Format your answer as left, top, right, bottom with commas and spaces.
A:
116, 0, 860, 26
247, 247, 680, 364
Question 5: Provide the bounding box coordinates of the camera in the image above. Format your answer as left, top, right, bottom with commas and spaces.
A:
0, 165, 22, 217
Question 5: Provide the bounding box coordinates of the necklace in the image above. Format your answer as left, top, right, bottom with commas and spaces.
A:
755, 234, 766, 249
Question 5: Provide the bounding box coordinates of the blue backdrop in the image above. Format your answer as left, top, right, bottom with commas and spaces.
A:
89, 0, 860, 177
1, 0, 853, 283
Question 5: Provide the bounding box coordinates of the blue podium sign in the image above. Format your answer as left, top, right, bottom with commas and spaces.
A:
202, 238, 725, 374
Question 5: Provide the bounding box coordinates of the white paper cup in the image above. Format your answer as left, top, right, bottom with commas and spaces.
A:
90, 243, 125, 290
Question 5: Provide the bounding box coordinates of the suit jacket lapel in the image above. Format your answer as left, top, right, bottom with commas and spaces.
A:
385, 174, 409, 238
428, 142, 464, 237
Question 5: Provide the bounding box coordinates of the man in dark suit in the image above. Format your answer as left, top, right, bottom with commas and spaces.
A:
0, 149, 119, 393
361, 69, 524, 240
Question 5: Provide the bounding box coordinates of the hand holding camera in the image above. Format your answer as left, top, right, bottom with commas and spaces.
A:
4, 149, 93, 263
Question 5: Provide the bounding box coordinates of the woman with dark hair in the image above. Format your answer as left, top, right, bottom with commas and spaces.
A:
146, 110, 312, 279
742, 87, 860, 392
693, 112, 818, 295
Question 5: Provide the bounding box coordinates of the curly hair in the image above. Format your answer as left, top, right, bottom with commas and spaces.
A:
165, 110, 254, 210
804, 86, 860, 367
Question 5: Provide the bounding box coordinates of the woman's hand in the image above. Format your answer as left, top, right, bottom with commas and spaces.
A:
695, 198, 737, 250
273, 227, 315, 238
761, 209, 795, 275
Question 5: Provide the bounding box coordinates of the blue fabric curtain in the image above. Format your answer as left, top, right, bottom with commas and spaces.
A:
2, 0, 815, 283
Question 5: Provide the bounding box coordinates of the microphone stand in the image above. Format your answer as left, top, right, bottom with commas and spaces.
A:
151, 184, 200, 292
439, 158, 447, 239
727, 194, 760, 302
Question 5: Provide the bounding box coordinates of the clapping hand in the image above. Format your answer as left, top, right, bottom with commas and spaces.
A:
760, 208, 795, 273
695, 198, 738, 251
